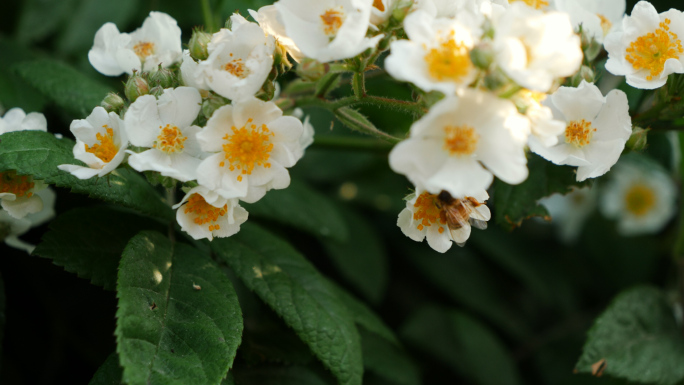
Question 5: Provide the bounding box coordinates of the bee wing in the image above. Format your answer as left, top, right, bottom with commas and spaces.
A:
469, 218, 488, 230
448, 224, 471, 245
443, 205, 469, 228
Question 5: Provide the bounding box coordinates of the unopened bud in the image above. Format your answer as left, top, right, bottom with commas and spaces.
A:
581, 31, 602, 62
149, 85, 164, 98
470, 42, 494, 69
627, 126, 649, 152
391, 0, 414, 24
101, 92, 125, 113
148, 66, 176, 89
296, 58, 328, 81
484, 70, 508, 92
569, 65, 595, 87
124, 72, 149, 102
189, 29, 211, 61
256, 79, 277, 101
202, 92, 229, 120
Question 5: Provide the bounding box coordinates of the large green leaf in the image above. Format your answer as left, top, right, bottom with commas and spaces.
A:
244, 179, 348, 241
0, 37, 46, 112
116, 231, 243, 385
491, 154, 589, 230
0, 131, 172, 220
575, 286, 684, 385
16, 0, 78, 44
13, 59, 112, 117
401, 306, 521, 385
89, 353, 123, 385
360, 328, 420, 385
211, 223, 364, 385
33, 207, 166, 290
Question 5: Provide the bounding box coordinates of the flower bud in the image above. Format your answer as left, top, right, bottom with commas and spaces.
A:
124, 72, 149, 102
581, 31, 602, 62
391, 0, 414, 24
470, 42, 494, 69
100, 92, 125, 113
149, 85, 164, 98
256, 79, 277, 101
569, 65, 595, 87
189, 29, 212, 61
202, 92, 229, 120
296, 58, 328, 82
484, 70, 508, 92
627, 126, 649, 152
148, 66, 176, 89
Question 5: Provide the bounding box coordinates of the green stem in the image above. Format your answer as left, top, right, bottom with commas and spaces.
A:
352, 72, 366, 99
295, 95, 425, 115
201, 0, 216, 33
312, 136, 395, 152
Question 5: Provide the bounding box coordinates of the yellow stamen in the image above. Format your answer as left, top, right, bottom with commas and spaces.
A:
321, 8, 345, 36
625, 19, 683, 81
184, 194, 228, 231
624, 184, 655, 216
86, 126, 118, 163
224, 58, 249, 78
373, 0, 385, 12
597, 14, 612, 36
564, 119, 596, 148
444, 125, 478, 156
133, 41, 155, 60
154, 124, 187, 154
220, 118, 274, 182
424, 31, 472, 82
510, 0, 548, 9
0, 171, 34, 198
413, 192, 448, 230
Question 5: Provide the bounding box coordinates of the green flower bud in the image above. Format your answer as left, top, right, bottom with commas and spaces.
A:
256, 79, 276, 101
202, 92, 229, 120
124, 72, 150, 102
100, 92, 125, 113
391, 0, 414, 24
296, 58, 328, 81
149, 85, 164, 98
470, 42, 494, 69
148, 65, 176, 89
189, 29, 212, 61
484, 70, 508, 92
569, 65, 595, 87
627, 126, 649, 152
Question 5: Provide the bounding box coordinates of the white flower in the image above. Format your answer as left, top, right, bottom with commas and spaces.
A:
529, 81, 631, 182
124, 87, 204, 182
539, 186, 597, 243
174, 186, 248, 241
600, 154, 676, 236
88, 12, 182, 76
554, 0, 625, 43
1, 187, 56, 253
604, 1, 684, 89
492, 3, 582, 92
370, 0, 397, 26
389, 90, 530, 198
293, 115, 315, 160
58, 107, 128, 179
0, 108, 47, 134
198, 14, 275, 102
273, 0, 383, 62
511, 90, 566, 147
385, 10, 478, 95
249, 5, 304, 62
180, 51, 209, 91
504, 0, 551, 11
0, 171, 46, 219
398, 188, 491, 253
196, 97, 305, 203
413, 0, 498, 20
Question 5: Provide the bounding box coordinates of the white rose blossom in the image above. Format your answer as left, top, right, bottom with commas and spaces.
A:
554, 0, 625, 43
413, 0, 498, 19
88, 11, 182, 76
174, 186, 248, 241
1, 187, 56, 253
540, 186, 597, 243
398, 188, 491, 253
389, 90, 530, 198
510, 90, 566, 147
58, 107, 128, 179
370, 0, 397, 26
504, 0, 550, 11
529, 81, 632, 182
196, 97, 307, 203
0, 107, 47, 134
249, 5, 304, 62
273, 0, 383, 62
604, 1, 684, 89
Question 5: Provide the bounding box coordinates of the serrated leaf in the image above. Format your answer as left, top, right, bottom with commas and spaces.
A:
322, 206, 387, 303
360, 328, 420, 385
33, 207, 166, 290
234, 366, 334, 385
211, 223, 364, 385
116, 231, 243, 385
0, 131, 172, 220
575, 286, 684, 385
243, 179, 348, 241
16, 0, 77, 43
13, 59, 112, 117
491, 153, 589, 230
89, 353, 123, 385
334, 107, 399, 142
401, 306, 521, 385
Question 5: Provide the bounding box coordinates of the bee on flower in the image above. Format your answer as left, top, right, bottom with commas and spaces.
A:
174, 186, 248, 241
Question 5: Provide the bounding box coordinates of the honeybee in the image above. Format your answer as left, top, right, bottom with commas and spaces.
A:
435, 190, 489, 244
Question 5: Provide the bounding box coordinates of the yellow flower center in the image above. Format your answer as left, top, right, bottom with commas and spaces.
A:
184, 194, 228, 232
597, 14, 612, 36
425, 31, 472, 82
321, 8, 345, 36
564, 119, 596, 148
154, 124, 187, 154
510, 0, 548, 9
373, 0, 385, 12
86, 126, 118, 163
625, 19, 683, 81
220, 118, 274, 182
224, 55, 249, 78
624, 184, 655, 217
133, 41, 155, 60
0, 171, 34, 198
413, 192, 448, 232
444, 125, 478, 156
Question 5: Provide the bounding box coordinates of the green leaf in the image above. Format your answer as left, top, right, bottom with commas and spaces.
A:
0, 37, 46, 112
243, 179, 348, 241
221, 373, 235, 385
360, 328, 420, 385
334, 107, 399, 142
234, 366, 334, 385
575, 286, 684, 385
0, 131, 172, 220
16, 0, 78, 44
491, 153, 589, 230
212, 223, 364, 385
116, 231, 243, 385
13, 59, 112, 117
89, 353, 123, 385
322, 206, 387, 303
401, 306, 521, 385
33, 207, 166, 290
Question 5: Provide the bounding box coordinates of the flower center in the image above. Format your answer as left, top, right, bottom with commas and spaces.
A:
425, 32, 472, 82
597, 14, 612, 36
564, 119, 596, 148
373, 0, 385, 12
154, 124, 187, 154
133, 41, 155, 60
86, 126, 118, 163
220, 118, 274, 182
321, 8, 345, 36
624, 184, 655, 217
413, 192, 448, 232
0, 171, 34, 198
224, 55, 249, 78
510, 0, 548, 9
625, 19, 683, 81
444, 125, 478, 156
184, 194, 228, 232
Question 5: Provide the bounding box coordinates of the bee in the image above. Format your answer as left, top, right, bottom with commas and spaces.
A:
435, 190, 489, 244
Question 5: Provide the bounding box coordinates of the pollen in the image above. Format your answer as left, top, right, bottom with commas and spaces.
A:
425, 31, 472, 82
373, 0, 385, 12
224, 58, 249, 78
0, 171, 35, 198
321, 8, 345, 36
564, 119, 596, 148
625, 19, 683, 81
510, 0, 548, 9
624, 184, 656, 217
220, 118, 274, 182
444, 125, 478, 156
86, 126, 118, 163
154, 124, 187, 154
184, 194, 228, 231
133, 41, 155, 60
597, 14, 612, 36
413, 192, 447, 230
